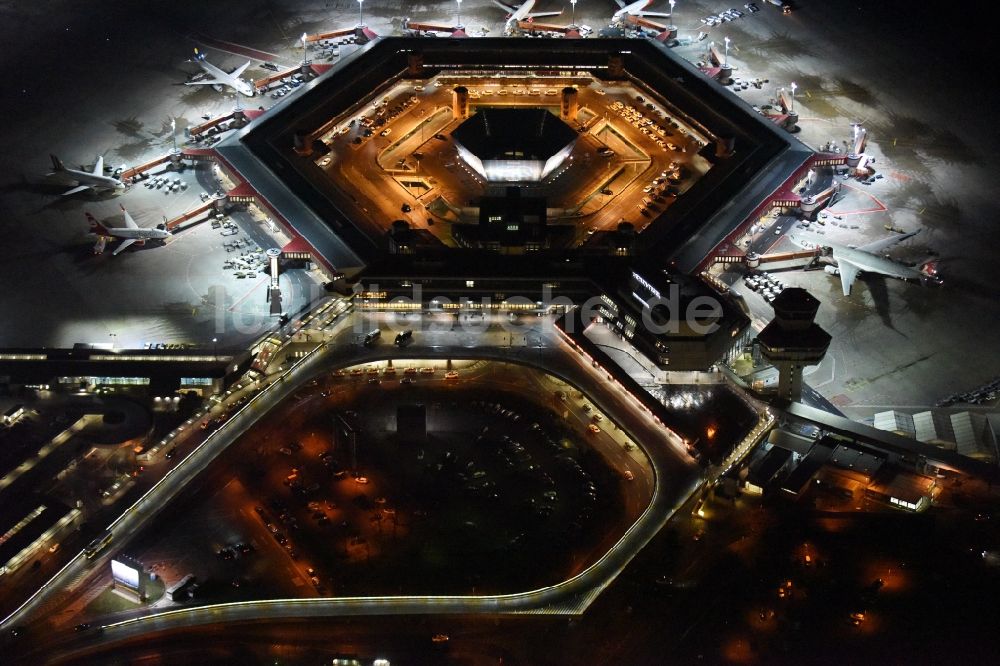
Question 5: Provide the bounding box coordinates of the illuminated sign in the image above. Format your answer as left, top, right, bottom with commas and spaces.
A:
111, 558, 141, 590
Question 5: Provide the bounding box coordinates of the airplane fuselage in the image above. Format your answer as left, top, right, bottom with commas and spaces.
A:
87, 208, 170, 255
60, 167, 125, 193
789, 231, 931, 294
100, 227, 171, 241
828, 245, 924, 283
503, 0, 537, 31
190, 59, 256, 97
493, 0, 561, 33
613, 0, 670, 21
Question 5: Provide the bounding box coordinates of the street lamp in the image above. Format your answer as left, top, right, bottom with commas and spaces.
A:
213, 337, 218, 361
669, 0, 676, 24
571, 0, 577, 26
723, 36, 730, 67
357, 0, 364, 27
456, 0, 462, 27
170, 117, 177, 153
790, 81, 797, 112
301, 32, 308, 65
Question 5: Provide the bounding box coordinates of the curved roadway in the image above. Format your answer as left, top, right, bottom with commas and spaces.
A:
5, 312, 712, 660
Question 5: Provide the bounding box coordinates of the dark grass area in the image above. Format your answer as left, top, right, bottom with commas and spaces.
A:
352, 385, 627, 594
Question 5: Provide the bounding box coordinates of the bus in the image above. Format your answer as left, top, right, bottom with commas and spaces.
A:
84, 531, 113, 559
363, 329, 381, 346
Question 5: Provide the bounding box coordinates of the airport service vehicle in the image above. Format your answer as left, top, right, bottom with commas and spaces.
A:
86, 205, 170, 256
364, 329, 381, 346
48, 154, 125, 196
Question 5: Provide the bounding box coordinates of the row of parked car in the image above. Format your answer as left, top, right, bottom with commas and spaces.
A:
937, 377, 1000, 407
702, 4, 756, 27
269, 75, 304, 99
143, 175, 187, 193
610, 100, 683, 153
744, 271, 786, 303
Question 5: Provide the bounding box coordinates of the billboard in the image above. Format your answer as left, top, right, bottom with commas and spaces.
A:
111, 558, 141, 590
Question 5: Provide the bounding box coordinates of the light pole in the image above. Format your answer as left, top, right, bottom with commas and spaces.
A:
213, 337, 218, 361
723, 36, 730, 67
170, 117, 177, 153
571, 0, 577, 26
790, 81, 797, 112
456, 0, 462, 27
669, 0, 675, 24
357, 0, 364, 27
301, 32, 308, 65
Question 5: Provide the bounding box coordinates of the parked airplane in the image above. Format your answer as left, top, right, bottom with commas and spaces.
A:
789, 230, 941, 295
87, 206, 171, 256
492, 1, 563, 33
186, 48, 255, 97
48, 155, 125, 197
612, 0, 673, 21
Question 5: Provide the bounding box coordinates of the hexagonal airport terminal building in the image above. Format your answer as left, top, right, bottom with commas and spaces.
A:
214, 37, 815, 275
451, 107, 579, 183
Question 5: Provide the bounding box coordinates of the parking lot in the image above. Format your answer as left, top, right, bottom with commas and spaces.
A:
110, 359, 644, 602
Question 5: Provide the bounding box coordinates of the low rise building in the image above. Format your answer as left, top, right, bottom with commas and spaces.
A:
874, 409, 997, 463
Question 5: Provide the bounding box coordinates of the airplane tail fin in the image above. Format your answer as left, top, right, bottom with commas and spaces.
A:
86, 212, 112, 236
50, 154, 65, 171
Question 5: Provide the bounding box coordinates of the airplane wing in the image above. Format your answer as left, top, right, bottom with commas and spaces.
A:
92, 155, 104, 176
639, 11, 672, 17
526, 11, 563, 18
121, 206, 139, 229
231, 61, 251, 78
184, 79, 219, 86
492, 0, 517, 11
61, 184, 92, 196
857, 230, 919, 255
615, 0, 627, 7
837, 259, 862, 296
113, 238, 137, 256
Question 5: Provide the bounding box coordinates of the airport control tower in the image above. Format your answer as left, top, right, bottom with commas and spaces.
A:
756, 288, 831, 403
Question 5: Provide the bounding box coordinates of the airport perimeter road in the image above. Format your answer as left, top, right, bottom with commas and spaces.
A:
8, 313, 714, 661
0, 339, 335, 632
